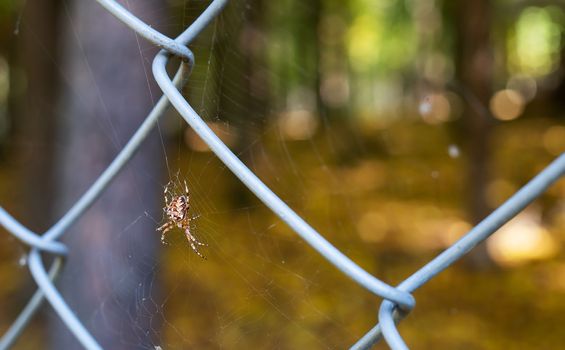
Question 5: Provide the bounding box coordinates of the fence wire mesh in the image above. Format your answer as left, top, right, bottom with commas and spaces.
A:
0, 1, 564, 349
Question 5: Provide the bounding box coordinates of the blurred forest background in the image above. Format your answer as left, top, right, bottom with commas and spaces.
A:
0, 0, 565, 349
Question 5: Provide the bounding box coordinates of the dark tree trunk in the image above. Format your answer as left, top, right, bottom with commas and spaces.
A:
51, 1, 165, 348
218, 0, 268, 148
552, 30, 565, 112
453, 0, 494, 267
208, 0, 269, 208
4, 1, 60, 348
10, 0, 60, 231
235, 0, 269, 156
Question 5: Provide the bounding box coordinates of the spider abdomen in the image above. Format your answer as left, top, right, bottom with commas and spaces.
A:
167, 196, 188, 221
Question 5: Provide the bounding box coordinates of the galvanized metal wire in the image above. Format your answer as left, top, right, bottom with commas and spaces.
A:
0, 1, 563, 349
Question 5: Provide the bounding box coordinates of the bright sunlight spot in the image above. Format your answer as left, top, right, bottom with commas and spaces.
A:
347, 14, 383, 71
487, 210, 559, 267
508, 6, 563, 76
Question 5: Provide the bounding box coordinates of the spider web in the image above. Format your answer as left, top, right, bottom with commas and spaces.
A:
109, 2, 456, 348
136, 3, 368, 348
1, 1, 565, 350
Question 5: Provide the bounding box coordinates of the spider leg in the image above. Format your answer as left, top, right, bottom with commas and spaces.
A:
163, 184, 170, 206
185, 225, 206, 246
157, 221, 173, 232
157, 222, 174, 243
188, 240, 205, 259
184, 227, 206, 258
184, 180, 189, 196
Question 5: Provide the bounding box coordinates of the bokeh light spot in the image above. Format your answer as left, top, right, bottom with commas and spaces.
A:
487, 210, 559, 266
278, 110, 319, 140
419, 93, 451, 124
489, 89, 525, 121
543, 125, 565, 155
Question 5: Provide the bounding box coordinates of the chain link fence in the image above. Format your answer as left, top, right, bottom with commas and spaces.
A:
0, 1, 564, 349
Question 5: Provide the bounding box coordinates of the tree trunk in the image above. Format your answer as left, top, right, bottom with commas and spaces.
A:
10, 0, 60, 231
208, 0, 269, 208
453, 0, 494, 267
51, 1, 165, 348
6, 1, 60, 347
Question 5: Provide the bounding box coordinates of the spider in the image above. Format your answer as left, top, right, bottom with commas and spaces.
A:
157, 179, 206, 258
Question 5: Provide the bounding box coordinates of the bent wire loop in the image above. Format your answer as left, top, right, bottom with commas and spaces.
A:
0, 0, 564, 349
